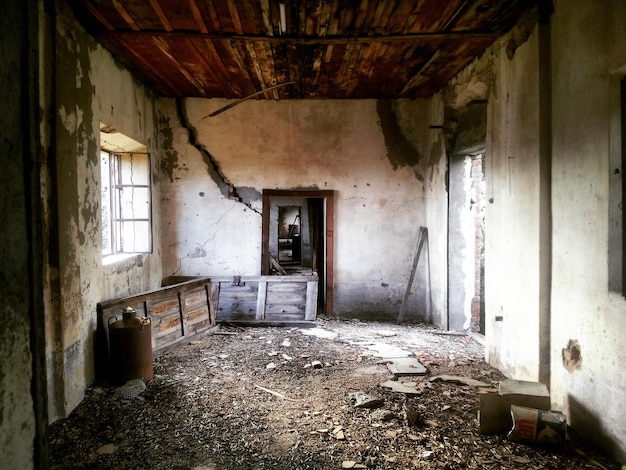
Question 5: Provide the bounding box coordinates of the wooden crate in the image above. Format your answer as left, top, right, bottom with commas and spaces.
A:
211, 274, 318, 324
96, 277, 215, 382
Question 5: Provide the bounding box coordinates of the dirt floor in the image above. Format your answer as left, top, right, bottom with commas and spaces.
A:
49, 318, 622, 469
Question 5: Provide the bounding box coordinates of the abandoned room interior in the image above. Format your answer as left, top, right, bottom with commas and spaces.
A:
2, 0, 626, 468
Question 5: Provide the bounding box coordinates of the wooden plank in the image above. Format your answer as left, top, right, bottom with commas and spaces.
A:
305, 280, 318, 321
98, 278, 211, 310
112, 0, 140, 31
188, 0, 208, 33
96, 277, 213, 382
256, 281, 268, 320
217, 300, 257, 314
267, 283, 306, 292
148, 0, 173, 31
265, 304, 305, 315
264, 313, 307, 322
151, 297, 180, 317
397, 227, 428, 324
227, 1, 244, 34
153, 311, 182, 334
155, 329, 184, 347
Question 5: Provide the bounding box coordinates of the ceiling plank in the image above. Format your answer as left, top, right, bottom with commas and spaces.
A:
400, 49, 442, 96
183, 37, 230, 94
81, 1, 115, 30
71, 0, 535, 100
151, 36, 208, 95
188, 0, 209, 33
111, 0, 140, 31
148, 0, 173, 32
202, 39, 244, 96
227, 1, 244, 34
259, 0, 275, 36
110, 36, 179, 96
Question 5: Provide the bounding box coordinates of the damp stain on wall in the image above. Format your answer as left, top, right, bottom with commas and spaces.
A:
376, 100, 424, 182
158, 115, 179, 183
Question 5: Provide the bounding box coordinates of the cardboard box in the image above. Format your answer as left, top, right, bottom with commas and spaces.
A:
478, 379, 550, 435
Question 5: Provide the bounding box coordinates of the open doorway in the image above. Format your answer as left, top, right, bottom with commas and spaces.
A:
277, 205, 303, 265
261, 189, 334, 314
447, 101, 487, 333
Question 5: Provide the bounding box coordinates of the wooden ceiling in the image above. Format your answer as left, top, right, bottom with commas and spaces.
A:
67, 0, 536, 100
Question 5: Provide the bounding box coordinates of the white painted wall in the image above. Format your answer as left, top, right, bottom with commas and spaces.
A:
159, 98, 447, 323
549, 0, 626, 460
445, 21, 543, 380
485, 26, 543, 381
445, 2, 626, 461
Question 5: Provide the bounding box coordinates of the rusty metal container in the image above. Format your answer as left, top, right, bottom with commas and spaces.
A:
108, 307, 153, 384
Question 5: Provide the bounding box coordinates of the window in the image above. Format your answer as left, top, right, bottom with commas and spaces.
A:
100, 127, 151, 258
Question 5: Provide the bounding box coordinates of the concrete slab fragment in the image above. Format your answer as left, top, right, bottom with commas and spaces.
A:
380, 380, 422, 395
386, 357, 427, 376
429, 375, 490, 387
366, 342, 413, 359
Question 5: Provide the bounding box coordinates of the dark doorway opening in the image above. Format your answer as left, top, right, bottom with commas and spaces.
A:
262, 189, 334, 315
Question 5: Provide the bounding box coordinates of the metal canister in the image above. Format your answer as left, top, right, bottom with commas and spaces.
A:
108, 307, 153, 385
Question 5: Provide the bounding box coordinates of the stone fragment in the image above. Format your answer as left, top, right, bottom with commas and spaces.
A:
350, 391, 384, 409
429, 375, 490, 387
380, 380, 421, 395
370, 409, 397, 422
96, 443, 118, 455
386, 357, 427, 376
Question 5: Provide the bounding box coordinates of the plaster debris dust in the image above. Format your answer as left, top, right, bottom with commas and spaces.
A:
49, 319, 620, 470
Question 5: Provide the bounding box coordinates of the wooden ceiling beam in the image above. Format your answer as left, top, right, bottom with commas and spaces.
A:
112, 0, 140, 31
188, 0, 209, 34
148, 0, 173, 32
102, 30, 499, 45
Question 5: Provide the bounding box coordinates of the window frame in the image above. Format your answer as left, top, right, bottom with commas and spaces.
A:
101, 146, 153, 258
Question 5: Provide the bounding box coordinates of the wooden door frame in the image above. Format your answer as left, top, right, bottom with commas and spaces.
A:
261, 189, 334, 315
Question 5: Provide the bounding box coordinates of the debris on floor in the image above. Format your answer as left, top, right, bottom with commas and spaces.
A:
49, 318, 622, 470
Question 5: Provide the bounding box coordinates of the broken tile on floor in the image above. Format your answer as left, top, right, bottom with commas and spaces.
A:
429, 375, 491, 387
379, 380, 422, 395
386, 357, 427, 377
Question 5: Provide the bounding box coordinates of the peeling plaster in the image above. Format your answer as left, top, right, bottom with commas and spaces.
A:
158, 116, 179, 182
562, 339, 582, 372
376, 100, 424, 182
58, 106, 77, 134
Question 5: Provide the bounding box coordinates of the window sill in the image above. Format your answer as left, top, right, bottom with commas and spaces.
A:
103, 254, 146, 275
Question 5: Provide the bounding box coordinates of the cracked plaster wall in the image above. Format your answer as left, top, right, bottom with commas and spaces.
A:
443, 1, 626, 462
160, 97, 448, 323
46, 1, 161, 421
549, 0, 626, 461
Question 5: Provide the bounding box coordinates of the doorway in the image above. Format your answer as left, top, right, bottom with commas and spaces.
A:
447, 101, 487, 333
277, 205, 303, 265
261, 189, 334, 314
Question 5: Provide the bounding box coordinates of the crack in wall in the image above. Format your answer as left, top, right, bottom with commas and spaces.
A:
176, 99, 261, 215
171, 201, 237, 275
